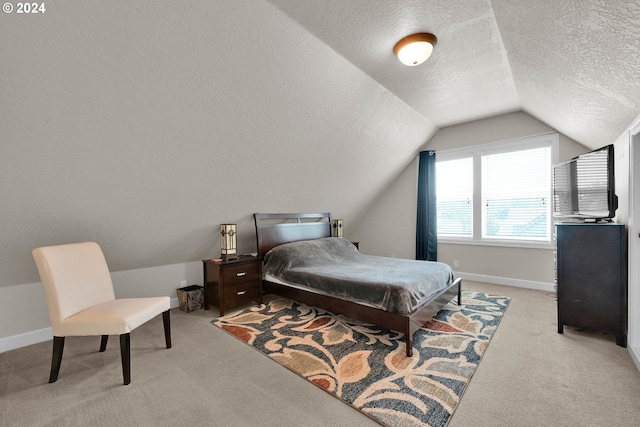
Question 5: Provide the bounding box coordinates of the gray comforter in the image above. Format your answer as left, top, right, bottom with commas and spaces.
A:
262, 237, 454, 315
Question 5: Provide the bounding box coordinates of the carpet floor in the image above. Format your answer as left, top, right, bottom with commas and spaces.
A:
2, 281, 640, 427
213, 291, 510, 427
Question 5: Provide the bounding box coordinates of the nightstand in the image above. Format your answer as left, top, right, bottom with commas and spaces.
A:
202, 255, 262, 316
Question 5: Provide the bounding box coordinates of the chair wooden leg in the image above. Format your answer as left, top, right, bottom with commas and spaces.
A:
119, 333, 131, 385
49, 336, 65, 383
162, 310, 171, 349
99, 335, 108, 352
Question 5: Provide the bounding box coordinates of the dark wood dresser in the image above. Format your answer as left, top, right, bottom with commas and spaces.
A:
202, 255, 262, 316
555, 222, 627, 346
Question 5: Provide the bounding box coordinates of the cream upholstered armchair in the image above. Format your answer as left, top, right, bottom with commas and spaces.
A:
32, 242, 171, 385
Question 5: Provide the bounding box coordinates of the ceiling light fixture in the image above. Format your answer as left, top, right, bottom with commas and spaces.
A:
393, 33, 437, 66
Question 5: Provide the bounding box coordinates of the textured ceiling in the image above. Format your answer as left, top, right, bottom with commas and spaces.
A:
268, 0, 640, 148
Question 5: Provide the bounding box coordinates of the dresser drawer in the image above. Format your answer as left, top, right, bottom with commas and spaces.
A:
223, 282, 261, 309
222, 262, 260, 284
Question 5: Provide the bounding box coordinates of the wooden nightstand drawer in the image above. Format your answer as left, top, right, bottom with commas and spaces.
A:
223, 282, 261, 309
202, 255, 263, 316
221, 263, 260, 284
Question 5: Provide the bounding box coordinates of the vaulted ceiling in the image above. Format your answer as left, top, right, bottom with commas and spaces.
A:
2, 0, 640, 287
269, 0, 640, 149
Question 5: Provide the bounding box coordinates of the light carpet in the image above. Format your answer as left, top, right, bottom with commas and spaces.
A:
213, 290, 510, 427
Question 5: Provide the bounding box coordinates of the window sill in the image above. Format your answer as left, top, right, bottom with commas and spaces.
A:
438, 237, 554, 250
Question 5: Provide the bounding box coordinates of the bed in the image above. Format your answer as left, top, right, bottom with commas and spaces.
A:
254, 212, 462, 357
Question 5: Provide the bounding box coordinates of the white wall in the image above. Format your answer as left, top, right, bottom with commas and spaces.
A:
0, 0, 434, 288
630, 123, 640, 370
611, 113, 640, 369
0, 0, 436, 345
351, 111, 588, 289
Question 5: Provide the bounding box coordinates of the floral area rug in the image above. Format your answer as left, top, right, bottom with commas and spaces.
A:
212, 291, 510, 427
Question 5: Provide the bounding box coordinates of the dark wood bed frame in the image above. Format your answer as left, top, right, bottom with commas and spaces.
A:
254, 212, 462, 357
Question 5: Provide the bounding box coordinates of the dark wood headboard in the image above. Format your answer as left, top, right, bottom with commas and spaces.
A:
254, 212, 333, 258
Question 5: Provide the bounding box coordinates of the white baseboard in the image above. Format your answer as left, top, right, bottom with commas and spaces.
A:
0, 297, 180, 354
454, 271, 555, 292
0, 326, 52, 353
629, 345, 640, 371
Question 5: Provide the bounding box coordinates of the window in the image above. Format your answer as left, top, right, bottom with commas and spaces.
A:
436, 157, 473, 237
435, 133, 558, 246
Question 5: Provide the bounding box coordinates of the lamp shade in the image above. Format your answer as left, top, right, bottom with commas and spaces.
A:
220, 224, 237, 256
393, 33, 437, 66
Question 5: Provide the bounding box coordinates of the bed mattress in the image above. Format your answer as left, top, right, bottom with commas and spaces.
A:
262, 237, 455, 315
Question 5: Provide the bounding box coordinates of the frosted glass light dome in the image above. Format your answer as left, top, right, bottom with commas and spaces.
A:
393, 33, 437, 66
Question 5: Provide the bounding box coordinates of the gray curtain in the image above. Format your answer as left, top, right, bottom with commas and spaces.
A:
416, 150, 437, 261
